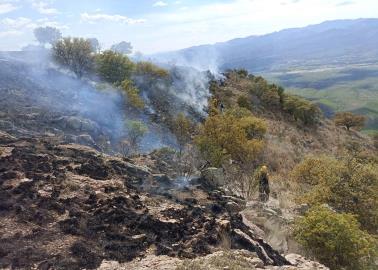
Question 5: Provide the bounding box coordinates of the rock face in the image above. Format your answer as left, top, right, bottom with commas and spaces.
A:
0, 136, 291, 270
242, 200, 301, 254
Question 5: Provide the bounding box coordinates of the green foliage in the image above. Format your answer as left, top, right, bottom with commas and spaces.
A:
291, 156, 378, 232
52, 37, 94, 78
225, 107, 253, 118
237, 95, 252, 110
171, 113, 194, 153
126, 120, 148, 153
283, 94, 321, 125
247, 75, 283, 106
293, 205, 377, 270
195, 113, 266, 167
238, 115, 267, 140
334, 112, 366, 131
135, 61, 169, 78
268, 66, 378, 132
235, 69, 249, 78
120, 80, 144, 109
95, 50, 134, 84
373, 133, 378, 149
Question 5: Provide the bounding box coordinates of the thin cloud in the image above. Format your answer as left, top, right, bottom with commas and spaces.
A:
2, 17, 34, 29
0, 3, 19, 14
0, 30, 22, 38
80, 12, 146, 24
1, 16, 68, 31
153, 1, 168, 7
336, 1, 355, 6
31, 1, 59, 15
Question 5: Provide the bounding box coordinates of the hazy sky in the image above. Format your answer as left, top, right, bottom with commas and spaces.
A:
0, 0, 377, 53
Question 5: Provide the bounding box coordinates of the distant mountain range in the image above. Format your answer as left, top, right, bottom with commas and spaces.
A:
153, 18, 378, 73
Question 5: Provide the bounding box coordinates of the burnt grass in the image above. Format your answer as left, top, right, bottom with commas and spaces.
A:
0, 135, 289, 269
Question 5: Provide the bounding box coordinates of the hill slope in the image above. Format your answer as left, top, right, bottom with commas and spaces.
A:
154, 18, 378, 72
153, 18, 378, 131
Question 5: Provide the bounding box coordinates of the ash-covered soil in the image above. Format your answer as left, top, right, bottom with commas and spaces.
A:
0, 132, 289, 269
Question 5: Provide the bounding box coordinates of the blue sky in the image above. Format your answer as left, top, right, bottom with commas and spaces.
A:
1, 0, 378, 53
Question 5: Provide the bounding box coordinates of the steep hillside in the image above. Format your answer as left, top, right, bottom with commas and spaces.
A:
0, 52, 376, 269
153, 19, 378, 131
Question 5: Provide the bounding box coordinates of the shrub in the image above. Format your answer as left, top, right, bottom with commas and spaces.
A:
126, 120, 148, 153
171, 113, 194, 153
283, 94, 321, 125
134, 61, 169, 78
237, 95, 252, 110
293, 205, 377, 270
291, 156, 378, 232
225, 107, 253, 118
118, 139, 131, 157
238, 116, 267, 140
260, 88, 281, 106
121, 80, 144, 109
373, 133, 378, 149
235, 69, 249, 78
52, 37, 94, 78
95, 50, 134, 84
195, 113, 266, 167
334, 112, 366, 131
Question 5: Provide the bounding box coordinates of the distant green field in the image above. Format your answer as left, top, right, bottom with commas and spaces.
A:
262, 65, 378, 132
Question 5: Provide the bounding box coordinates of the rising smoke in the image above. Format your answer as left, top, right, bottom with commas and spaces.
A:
0, 49, 213, 153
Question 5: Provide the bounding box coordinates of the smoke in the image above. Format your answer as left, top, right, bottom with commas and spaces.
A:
0, 46, 222, 155
151, 45, 221, 75
0, 50, 178, 153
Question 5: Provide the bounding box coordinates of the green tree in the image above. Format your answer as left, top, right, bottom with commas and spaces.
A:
293, 205, 377, 270
334, 112, 366, 131
121, 80, 144, 109
195, 112, 266, 167
52, 37, 94, 78
291, 156, 378, 232
172, 113, 194, 154
135, 61, 169, 78
283, 95, 321, 125
126, 121, 148, 153
237, 95, 252, 110
87, 38, 100, 53
95, 50, 134, 84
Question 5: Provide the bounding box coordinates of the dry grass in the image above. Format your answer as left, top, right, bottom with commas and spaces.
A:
176, 250, 260, 270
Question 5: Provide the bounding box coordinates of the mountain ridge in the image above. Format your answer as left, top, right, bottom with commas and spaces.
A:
152, 18, 378, 72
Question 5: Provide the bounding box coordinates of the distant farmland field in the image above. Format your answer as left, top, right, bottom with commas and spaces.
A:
263, 64, 378, 133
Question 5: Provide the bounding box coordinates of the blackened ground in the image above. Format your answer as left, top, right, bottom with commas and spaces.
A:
0, 133, 289, 269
